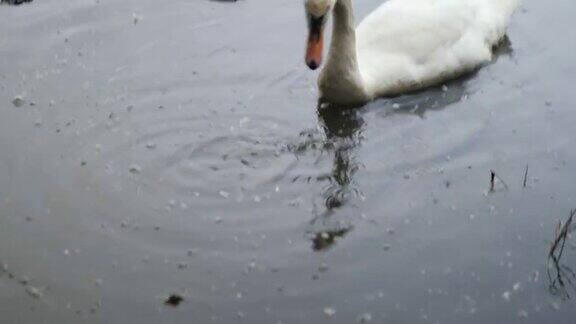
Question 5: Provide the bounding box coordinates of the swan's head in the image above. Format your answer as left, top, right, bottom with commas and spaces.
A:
304, 0, 334, 70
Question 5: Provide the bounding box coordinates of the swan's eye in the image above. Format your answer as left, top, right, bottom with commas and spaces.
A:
307, 14, 325, 33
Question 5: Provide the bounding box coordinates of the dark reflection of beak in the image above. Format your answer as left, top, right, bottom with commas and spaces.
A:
305, 15, 325, 70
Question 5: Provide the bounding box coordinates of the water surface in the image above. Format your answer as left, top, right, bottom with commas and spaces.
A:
1, 0, 576, 323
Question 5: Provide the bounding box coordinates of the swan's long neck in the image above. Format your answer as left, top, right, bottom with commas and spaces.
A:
319, 0, 368, 105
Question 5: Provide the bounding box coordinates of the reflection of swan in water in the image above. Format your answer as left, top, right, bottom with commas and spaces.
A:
301, 40, 512, 250
306, 105, 364, 251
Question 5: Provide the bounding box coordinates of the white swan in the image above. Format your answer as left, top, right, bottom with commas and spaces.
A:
304, 0, 520, 105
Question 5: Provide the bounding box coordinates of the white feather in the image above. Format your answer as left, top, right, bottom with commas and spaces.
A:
356, 0, 520, 97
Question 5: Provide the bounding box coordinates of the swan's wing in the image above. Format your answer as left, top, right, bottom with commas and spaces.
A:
356, 0, 519, 96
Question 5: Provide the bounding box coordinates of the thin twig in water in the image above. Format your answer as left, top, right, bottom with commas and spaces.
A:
523, 164, 529, 188
490, 170, 495, 192
489, 169, 509, 192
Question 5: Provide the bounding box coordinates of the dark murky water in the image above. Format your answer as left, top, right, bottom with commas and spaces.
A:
1, 0, 576, 323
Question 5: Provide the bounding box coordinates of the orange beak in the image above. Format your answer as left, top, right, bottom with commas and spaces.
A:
306, 30, 323, 70
305, 15, 325, 70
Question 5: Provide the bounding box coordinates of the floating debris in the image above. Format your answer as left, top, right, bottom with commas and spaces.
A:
132, 13, 143, 25
1, 0, 34, 5
128, 164, 142, 174
357, 312, 373, 323
26, 286, 42, 299
12, 96, 24, 107
518, 309, 528, 318
218, 190, 230, 199
164, 294, 184, 307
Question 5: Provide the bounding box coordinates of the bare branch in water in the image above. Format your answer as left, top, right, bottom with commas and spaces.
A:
549, 209, 576, 258
547, 209, 576, 299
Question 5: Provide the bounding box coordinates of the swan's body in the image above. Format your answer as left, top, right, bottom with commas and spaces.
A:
304, 0, 520, 105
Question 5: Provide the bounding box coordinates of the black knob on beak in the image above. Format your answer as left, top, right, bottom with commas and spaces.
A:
307, 60, 320, 70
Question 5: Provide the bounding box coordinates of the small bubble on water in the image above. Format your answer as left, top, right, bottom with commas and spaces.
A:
323, 307, 336, 317
502, 291, 511, 301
